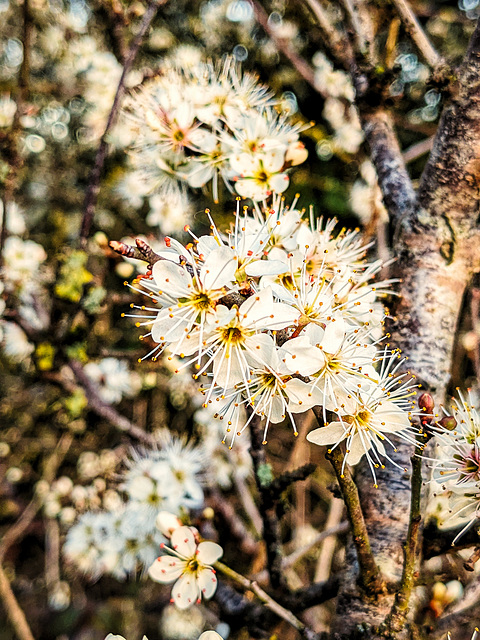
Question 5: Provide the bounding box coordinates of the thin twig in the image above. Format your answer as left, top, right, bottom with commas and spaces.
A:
283, 521, 349, 569
314, 497, 344, 582
402, 135, 434, 164
391, 0, 442, 68
215, 561, 320, 640
312, 407, 385, 595
247, 0, 318, 92
80, 0, 166, 246
67, 360, 156, 445
0, 563, 35, 640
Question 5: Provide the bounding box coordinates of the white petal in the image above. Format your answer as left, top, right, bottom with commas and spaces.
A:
151, 311, 189, 344
268, 173, 289, 195
245, 333, 277, 368
152, 261, 192, 297
155, 511, 182, 537
199, 632, 222, 640
197, 541, 223, 564
373, 401, 411, 433
245, 259, 288, 277
346, 432, 368, 466
240, 287, 273, 327
171, 526, 197, 557
282, 337, 325, 375
148, 556, 185, 583
306, 423, 347, 447
197, 567, 218, 599
171, 573, 200, 609
262, 149, 285, 173
321, 318, 346, 354
200, 246, 237, 290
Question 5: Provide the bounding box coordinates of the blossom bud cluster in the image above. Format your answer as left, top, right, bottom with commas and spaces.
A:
121, 57, 308, 203
127, 197, 418, 483
63, 434, 205, 579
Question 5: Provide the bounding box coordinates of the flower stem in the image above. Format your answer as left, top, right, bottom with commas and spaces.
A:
312, 407, 385, 595
214, 561, 319, 640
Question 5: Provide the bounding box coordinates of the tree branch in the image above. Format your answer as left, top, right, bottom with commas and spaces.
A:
80, 0, 166, 246
0, 563, 35, 640
382, 445, 424, 634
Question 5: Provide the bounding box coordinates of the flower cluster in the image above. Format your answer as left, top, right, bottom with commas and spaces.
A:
125, 197, 417, 482
121, 57, 308, 203
431, 392, 480, 542
148, 512, 223, 610
63, 434, 205, 579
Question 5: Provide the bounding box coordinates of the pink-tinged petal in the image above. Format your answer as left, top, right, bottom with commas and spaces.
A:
244, 259, 288, 277
321, 318, 346, 354
306, 423, 348, 447
345, 432, 368, 466
152, 261, 192, 298
155, 511, 182, 538
268, 173, 289, 195
197, 541, 223, 565
285, 141, 308, 166
197, 567, 218, 599
200, 246, 237, 290
148, 556, 185, 583
171, 573, 201, 610
171, 526, 197, 557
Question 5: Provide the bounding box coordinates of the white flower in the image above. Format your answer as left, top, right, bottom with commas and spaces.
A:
0, 96, 17, 127
84, 358, 141, 404
231, 149, 290, 201
306, 355, 418, 484
1, 322, 34, 361
2, 236, 46, 290
148, 525, 223, 609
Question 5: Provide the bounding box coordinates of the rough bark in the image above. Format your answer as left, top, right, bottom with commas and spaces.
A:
331, 17, 480, 639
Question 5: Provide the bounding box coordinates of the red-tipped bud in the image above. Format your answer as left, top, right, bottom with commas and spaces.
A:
418, 393, 435, 413
438, 415, 457, 431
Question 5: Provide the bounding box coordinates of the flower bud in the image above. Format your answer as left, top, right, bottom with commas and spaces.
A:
418, 393, 435, 413
438, 415, 457, 431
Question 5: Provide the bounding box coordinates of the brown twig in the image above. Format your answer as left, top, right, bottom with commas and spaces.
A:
312, 407, 385, 596
300, 0, 353, 69
402, 135, 434, 164
80, 0, 166, 246
209, 489, 259, 555
0, 563, 35, 640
